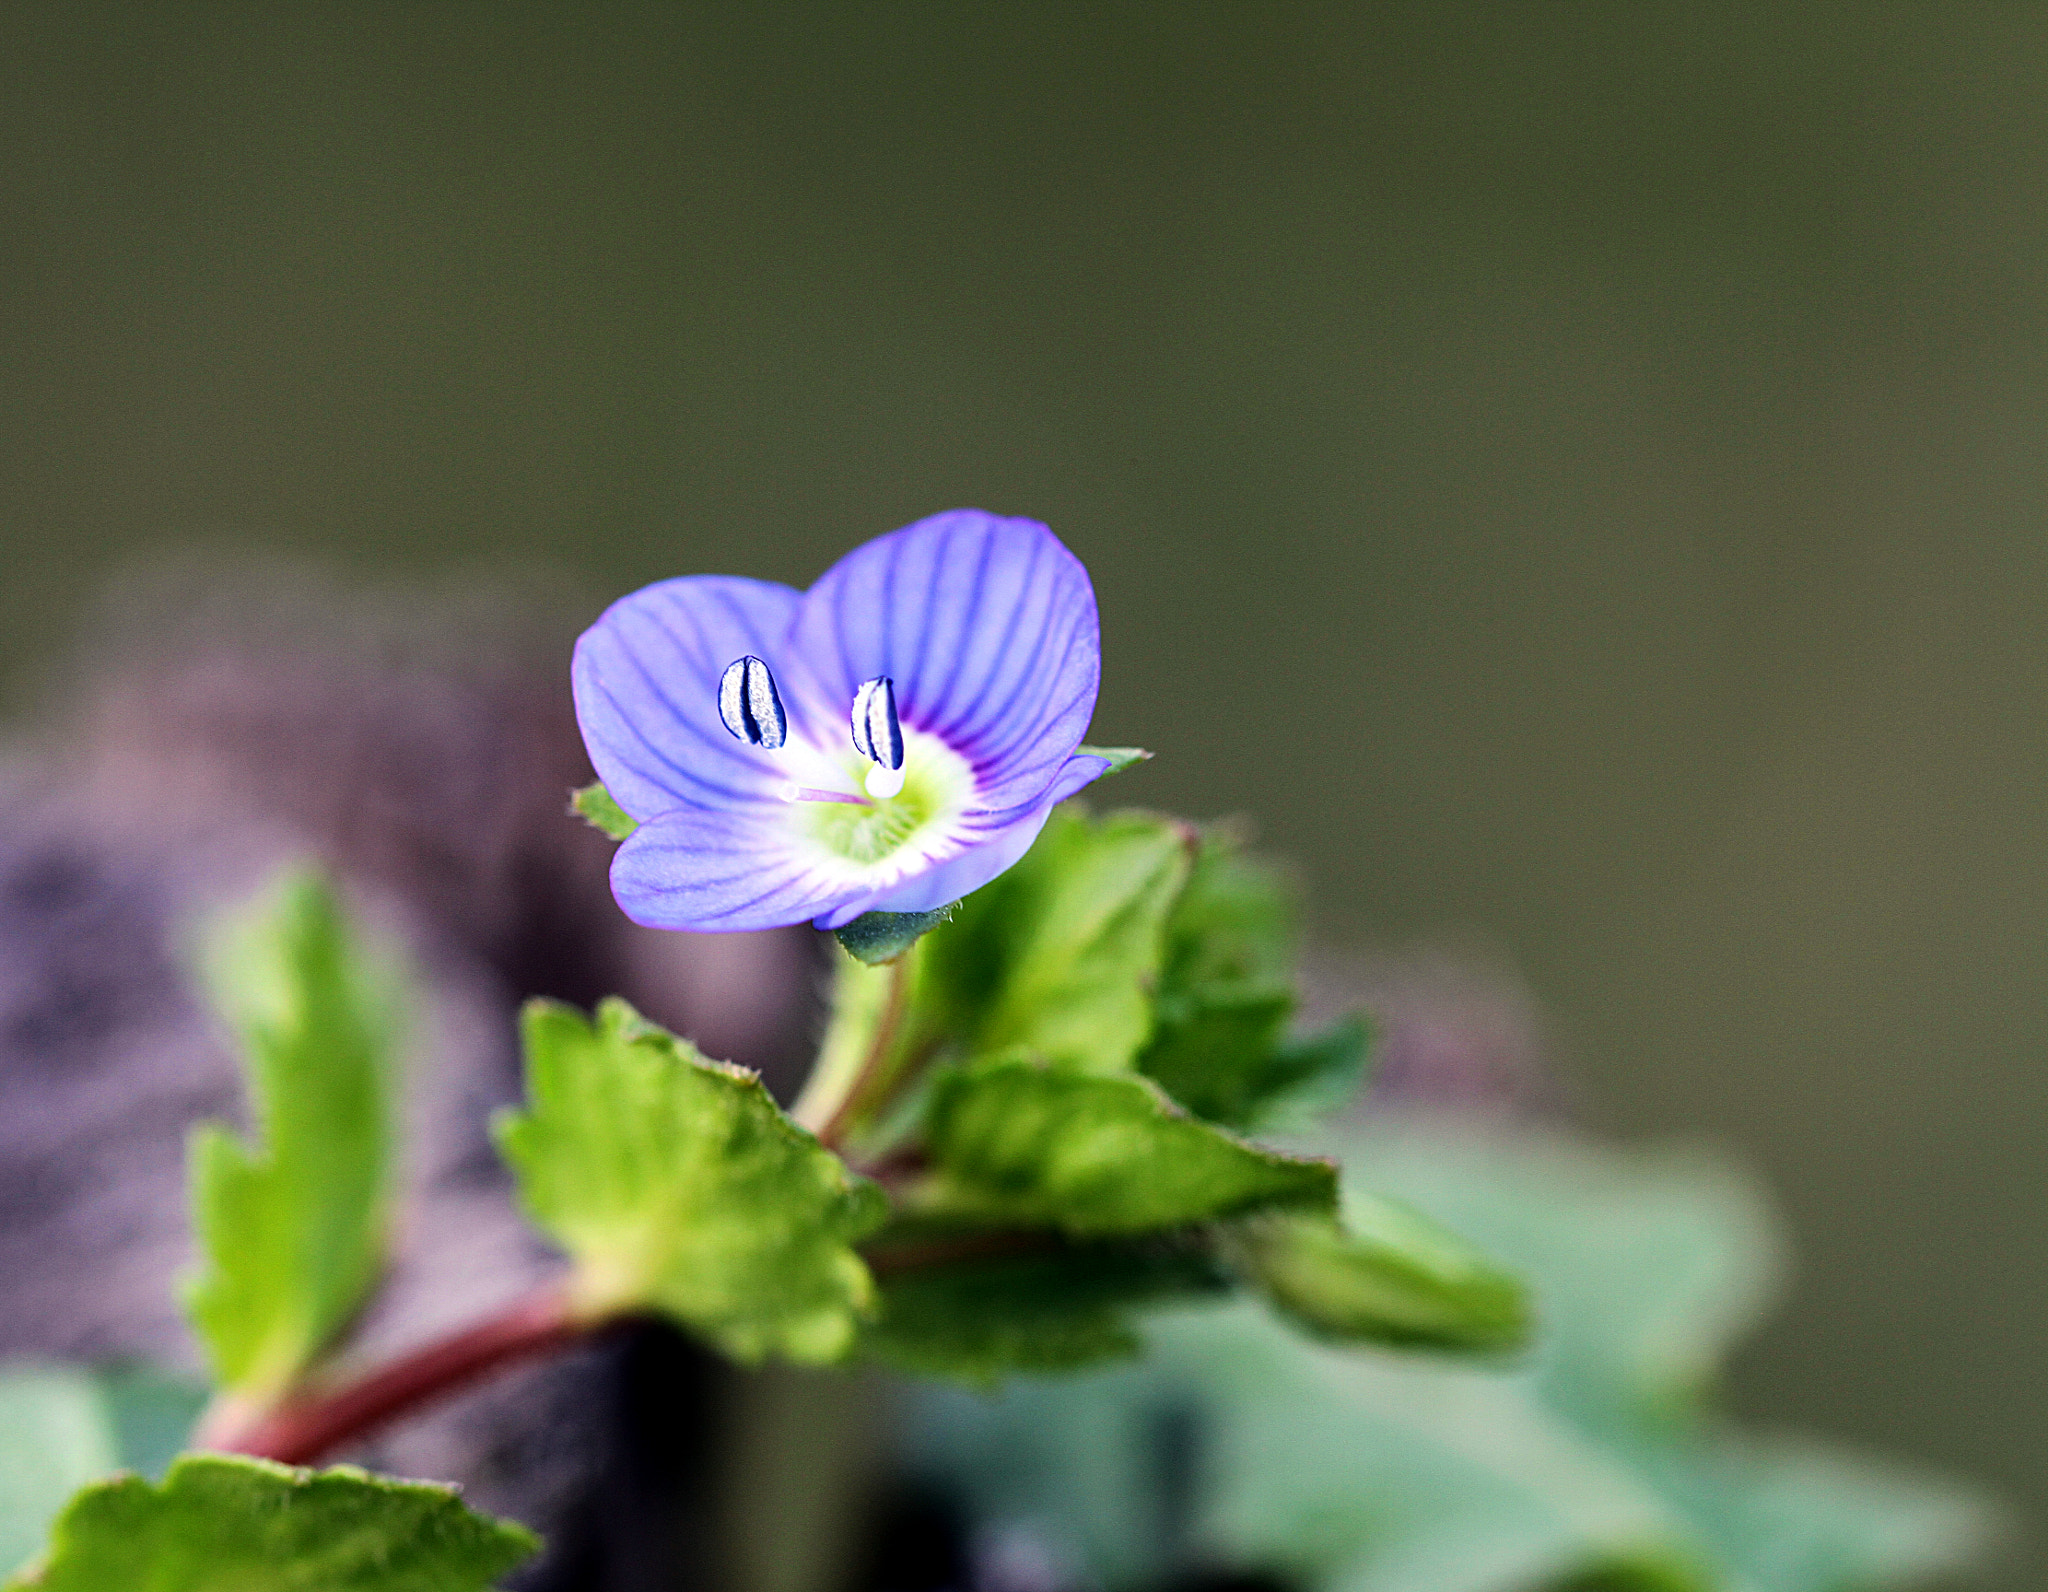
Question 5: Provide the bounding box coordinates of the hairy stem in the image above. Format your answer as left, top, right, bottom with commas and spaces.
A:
199, 1284, 593, 1466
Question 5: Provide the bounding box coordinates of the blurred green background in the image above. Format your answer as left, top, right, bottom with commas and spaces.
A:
2, 4, 2041, 1585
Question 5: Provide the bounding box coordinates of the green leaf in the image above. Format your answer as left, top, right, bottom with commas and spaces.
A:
10, 1454, 537, 1592
917, 1054, 1336, 1235
569, 780, 639, 840
1134, 985, 1294, 1126
1135, 829, 1370, 1129
1073, 745, 1153, 776
1248, 1015, 1376, 1129
834, 904, 956, 965
184, 872, 403, 1402
1156, 826, 1297, 993
1220, 1204, 1530, 1353
861, 1228, 1228, 1386
915, 807, 1194, 1073
494, 998, 889, 1363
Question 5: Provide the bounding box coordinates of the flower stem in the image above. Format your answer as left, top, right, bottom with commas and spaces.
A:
792, 949, 916, 1148
198, 1284, 593, 1466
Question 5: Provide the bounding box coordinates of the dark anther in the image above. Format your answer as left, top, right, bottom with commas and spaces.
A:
850, 677, 904, 771
717, 656, 787, 749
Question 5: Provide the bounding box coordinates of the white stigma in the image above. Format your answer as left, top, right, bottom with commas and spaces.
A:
863, 763, 907, 800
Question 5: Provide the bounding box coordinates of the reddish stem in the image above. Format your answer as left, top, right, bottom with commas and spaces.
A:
205, 1285, 592, 1466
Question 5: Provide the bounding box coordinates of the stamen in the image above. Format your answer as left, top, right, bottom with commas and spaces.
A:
863, 763, 907, 800
850, 675, 905, 771
718, 655, 787, 749
777, 782, 871, 806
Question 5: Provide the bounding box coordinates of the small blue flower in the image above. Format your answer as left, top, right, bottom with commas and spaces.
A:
573, 509, 1112, 932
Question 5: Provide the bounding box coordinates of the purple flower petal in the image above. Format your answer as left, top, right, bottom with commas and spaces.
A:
610, 805, 857, 932
788, 511, 1100, 818
572, 576, 806, 819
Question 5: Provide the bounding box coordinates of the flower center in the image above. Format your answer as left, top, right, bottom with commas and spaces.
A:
797, 733, 974, 866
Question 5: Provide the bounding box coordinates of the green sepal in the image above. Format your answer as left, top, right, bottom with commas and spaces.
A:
1221, 1203, 1532, 1353
860, 1225, 1228, 1386
834, 904, 957, 965
7, 1455, 537, 1592
916, 1053, 1337, 1235
1074, 745, 1153, 776
183, 872, 403, 1403
569, 780, 639, 840
494, 997, 889, 1363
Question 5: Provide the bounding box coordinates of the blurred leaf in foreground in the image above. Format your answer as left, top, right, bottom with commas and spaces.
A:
903, 1120, 2002, 1592
7, 1454, 536, 1592
184, 872, 403, 1403
495, 998, 888, 1362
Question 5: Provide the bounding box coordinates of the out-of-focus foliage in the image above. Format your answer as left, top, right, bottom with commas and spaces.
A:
6, 1456, 535, 1592
0, 1366, 206, 1578
904, 1120, 2000, 1592
495, 997, 889, 1362
183, 873, 403, 1403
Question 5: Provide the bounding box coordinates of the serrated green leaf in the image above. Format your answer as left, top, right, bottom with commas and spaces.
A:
9, 1454, 536, 1592
1073, 745, 1153, 776
494, 998, 889, 1363
917, 1054, 1336, 1235
569, 780, 639, 840
834, 904, 956, 965
1221, 1204, 1530, 1353
915, 808, 1194, 1074
859, 1228, 1227, 1386
184, 872, 402, 1402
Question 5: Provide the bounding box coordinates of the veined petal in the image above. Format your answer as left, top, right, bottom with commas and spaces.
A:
789, 510, 1100, 818
611, 806, 864, 932
572, 576, 808, 818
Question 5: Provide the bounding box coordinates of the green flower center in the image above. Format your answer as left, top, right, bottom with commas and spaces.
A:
798, 736, 973, 866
